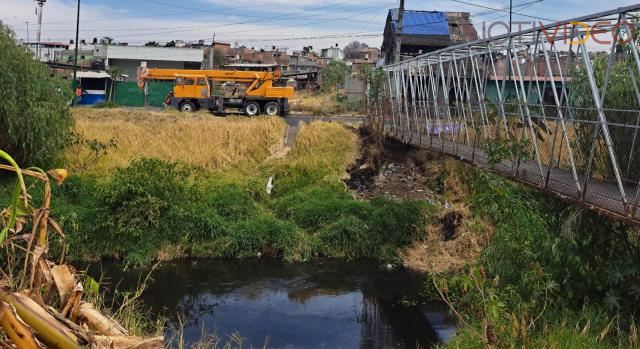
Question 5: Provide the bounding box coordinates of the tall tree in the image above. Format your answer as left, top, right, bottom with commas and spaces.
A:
322, 60, 351, 92
0, 22, 73, 167
343, 41, 368, 59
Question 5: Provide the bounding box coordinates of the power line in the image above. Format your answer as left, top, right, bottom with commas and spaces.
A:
444, 0, 555, 22
70, 2, 391, 40
4, 1, 287, 27
15, 0, 553, 49
41, 0, 534, 38
16, 6, 387, 34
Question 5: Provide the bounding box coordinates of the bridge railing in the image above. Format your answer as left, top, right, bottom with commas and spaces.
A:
368, 5, 640, 223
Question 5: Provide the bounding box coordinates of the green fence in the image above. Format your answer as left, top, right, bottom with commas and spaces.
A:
113, 81, 174, 107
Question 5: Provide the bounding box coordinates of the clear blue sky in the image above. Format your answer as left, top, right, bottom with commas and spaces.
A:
1, 0, 638, 51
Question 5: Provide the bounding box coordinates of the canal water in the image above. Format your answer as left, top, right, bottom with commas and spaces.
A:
89, 259, 457, 348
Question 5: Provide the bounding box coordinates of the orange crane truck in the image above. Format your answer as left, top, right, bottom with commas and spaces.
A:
137, 66, 294, 116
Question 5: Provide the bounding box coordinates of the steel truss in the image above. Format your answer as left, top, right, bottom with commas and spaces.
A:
369, 5, 640, 223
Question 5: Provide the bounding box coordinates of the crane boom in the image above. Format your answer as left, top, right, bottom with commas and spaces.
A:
136, 65, 293, 116
140, 68, 282, 84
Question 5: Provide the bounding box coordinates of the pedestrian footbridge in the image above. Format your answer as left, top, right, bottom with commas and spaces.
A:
369, 5, 640, 224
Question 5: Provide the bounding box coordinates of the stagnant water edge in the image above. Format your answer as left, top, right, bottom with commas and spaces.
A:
87, 259, 457, 349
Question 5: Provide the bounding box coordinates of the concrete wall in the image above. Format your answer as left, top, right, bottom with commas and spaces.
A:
103, 45, 204, 62
344, 76, 366, 105
109, 59, 200, 81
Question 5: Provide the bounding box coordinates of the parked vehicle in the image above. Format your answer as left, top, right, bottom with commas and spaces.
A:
137, 66, 294, 116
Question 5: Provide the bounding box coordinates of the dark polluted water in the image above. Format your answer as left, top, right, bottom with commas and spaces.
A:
88, 259, 457, 349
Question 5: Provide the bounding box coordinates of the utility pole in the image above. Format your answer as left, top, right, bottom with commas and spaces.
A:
509, 0, 513, 33
208, 32, 215, 69
35, 0, 46, 60
394, 0, 404, 64
25, 21, 29, 44
72, 0, 80, 101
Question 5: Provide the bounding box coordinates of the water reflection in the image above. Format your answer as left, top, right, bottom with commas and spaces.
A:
89, 259, 457, 348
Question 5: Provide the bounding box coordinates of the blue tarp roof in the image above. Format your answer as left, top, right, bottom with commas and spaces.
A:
389, 9, 450, 36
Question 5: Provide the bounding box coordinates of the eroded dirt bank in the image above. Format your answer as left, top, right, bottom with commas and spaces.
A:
346, 125, 494, 274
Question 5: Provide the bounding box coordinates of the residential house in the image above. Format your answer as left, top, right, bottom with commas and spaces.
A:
382, 9, 478, 64
321, 46, 344, 60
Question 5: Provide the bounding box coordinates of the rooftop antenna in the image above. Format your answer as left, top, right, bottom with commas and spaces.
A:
35, 0, 46, 60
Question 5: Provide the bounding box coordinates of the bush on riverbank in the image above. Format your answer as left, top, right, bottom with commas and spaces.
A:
431, 163, 640, 348
43, 119, 433, 265
53, 158, 431, 265
0, 23, 73, 167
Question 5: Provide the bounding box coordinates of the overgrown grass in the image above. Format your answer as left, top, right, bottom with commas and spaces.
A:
67, 108, 286, 174
289, 92, 361, 116
430, 161, 640, 348
47, 117, 433, 265
445, 306, 639, 349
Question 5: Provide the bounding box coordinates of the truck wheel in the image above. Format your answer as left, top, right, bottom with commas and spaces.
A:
179, 101, 196, 112
244, 101, 260, 116
264, 101, 281, 116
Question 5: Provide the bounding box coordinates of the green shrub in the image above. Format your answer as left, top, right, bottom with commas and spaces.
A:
70, 159, 196, 264
0, 24, 73, 167
199, 183, 259, 219
321, 60, 350, 92
272, 186, 370, 231
471, 171, 640, 312
226, 215, 309, 261
52, 157, 430, 265
368, 197, 429, 246
318, 216, 369, 258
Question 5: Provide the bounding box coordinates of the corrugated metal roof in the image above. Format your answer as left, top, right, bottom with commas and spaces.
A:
389, 9, 450, 36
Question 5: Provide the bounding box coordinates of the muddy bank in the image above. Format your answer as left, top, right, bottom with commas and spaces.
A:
346, 126, 494, 274
346, 126, 443, 203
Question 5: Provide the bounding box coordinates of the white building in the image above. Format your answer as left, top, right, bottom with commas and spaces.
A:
94, 45, 205, 80
321, 47, 344, 60
25, 41, 69, 62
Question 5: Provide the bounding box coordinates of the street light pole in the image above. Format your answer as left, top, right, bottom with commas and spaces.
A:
72, 0, 80, 99
35, 0, 46, 59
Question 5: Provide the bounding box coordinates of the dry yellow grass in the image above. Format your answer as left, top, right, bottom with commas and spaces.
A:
67, 108, 287, 174
402, 160, 494, 273
402, 206, 493, 274
290, 92, 357, 116
287, 121, 359, 177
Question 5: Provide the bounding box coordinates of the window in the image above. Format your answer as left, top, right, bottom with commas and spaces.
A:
176, 78, 195, 85
197, 78, 207, 86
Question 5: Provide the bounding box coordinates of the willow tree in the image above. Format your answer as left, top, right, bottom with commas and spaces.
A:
0, 22, 73, 167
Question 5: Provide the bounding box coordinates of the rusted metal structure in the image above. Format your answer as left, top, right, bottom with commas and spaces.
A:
369, 5, 640, 224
